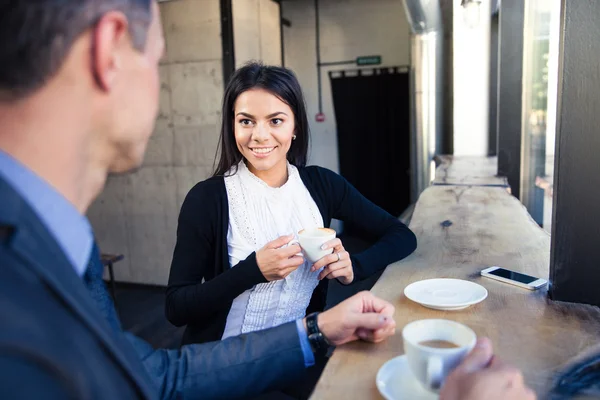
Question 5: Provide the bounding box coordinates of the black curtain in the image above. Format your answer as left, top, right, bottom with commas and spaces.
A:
330, 68, 410, 237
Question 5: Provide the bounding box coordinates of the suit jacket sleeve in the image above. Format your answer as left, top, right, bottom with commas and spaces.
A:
165, 181, 267, 327
125, 321, 306, 399
0, 350, 79, 399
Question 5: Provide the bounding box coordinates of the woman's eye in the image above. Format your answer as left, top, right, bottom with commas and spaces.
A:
271, 118, 283, 126
240, 119, 253, 126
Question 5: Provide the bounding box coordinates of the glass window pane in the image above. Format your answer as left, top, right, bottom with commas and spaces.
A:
521, 0, 561, 234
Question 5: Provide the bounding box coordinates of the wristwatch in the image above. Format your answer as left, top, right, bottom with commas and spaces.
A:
305, 312, 332, 356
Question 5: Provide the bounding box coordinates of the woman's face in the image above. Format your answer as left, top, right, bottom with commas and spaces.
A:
233, 88, 296, 177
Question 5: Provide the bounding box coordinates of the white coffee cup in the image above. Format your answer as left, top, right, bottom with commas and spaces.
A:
291, 227, 336, 264
402, 319, 476, 393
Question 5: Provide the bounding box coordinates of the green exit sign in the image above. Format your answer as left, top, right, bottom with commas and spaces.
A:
356, 56, 382, 66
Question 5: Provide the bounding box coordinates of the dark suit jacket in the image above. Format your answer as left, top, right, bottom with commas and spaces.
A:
0, 176, 307, 399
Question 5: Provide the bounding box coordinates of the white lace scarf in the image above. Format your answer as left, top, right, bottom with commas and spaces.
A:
224, 161, 323, 334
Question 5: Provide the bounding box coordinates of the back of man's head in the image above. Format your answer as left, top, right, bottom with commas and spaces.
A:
0, 0, 152, 102
0, 0, 165, 209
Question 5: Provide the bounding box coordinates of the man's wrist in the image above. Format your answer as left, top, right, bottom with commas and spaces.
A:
305, 312, 332, 356
304, 311, 334, 345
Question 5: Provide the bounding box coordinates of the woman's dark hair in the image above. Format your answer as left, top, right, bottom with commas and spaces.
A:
212, 62, 310, 176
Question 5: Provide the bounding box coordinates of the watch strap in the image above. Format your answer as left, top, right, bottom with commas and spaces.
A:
306, 312, 331, 356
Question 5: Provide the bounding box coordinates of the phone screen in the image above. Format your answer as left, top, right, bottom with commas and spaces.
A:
488, 268, 537, 284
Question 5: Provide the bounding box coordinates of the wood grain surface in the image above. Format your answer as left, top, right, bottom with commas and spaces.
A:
311, 185, 600, 399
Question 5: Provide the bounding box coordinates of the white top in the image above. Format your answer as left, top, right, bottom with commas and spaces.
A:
221, 161, 324, 339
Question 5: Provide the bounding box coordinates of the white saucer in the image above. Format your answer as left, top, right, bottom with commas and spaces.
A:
376, 355, 438, 400
404, 279, 488, 311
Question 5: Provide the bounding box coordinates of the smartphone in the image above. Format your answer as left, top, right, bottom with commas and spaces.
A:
480, 266, 547, 290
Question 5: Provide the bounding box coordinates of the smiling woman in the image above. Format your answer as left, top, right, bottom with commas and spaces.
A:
213, 63, 309, 180
233, 88, 296, 187
165, 63, 417, 351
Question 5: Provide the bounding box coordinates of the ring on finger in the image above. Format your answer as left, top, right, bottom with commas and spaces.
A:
336, 252, 341, 262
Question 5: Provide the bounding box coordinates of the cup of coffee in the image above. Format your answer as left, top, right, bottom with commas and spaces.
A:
402, 319, 476, 393
292, 227, 336, 264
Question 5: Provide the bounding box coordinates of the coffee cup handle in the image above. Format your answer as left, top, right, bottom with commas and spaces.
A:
426, 356, 444, 391
287, 239, 303, 257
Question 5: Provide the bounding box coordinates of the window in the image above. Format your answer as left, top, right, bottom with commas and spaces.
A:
520, 0, 561, 234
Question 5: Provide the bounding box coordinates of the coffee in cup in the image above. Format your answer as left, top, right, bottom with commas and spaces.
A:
418, 340, 460, 349
292, 227, 336, 264
402, 319, 476, 393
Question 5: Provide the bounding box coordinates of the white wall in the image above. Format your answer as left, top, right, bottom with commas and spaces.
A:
88, 0, 223, 285
453, 0, 491, 156
234, 0, 282, 67
282, 0, 411, 172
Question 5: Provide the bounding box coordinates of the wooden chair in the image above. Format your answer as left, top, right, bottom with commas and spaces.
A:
100, 253, 124, 307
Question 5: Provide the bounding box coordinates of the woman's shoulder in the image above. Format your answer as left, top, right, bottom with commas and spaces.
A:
188, 175, 225, 194
298, 165, 346, 186
181, 175, 226, 208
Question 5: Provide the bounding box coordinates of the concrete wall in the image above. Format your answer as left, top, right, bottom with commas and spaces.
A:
88, 0, 223, 285
281, 0, 411, 173
233, 0, 282, 67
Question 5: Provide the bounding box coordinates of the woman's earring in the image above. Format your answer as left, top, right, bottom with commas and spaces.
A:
292, 134, 297, 141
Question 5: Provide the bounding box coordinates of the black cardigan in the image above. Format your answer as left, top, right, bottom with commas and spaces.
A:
165, 166, 417, 345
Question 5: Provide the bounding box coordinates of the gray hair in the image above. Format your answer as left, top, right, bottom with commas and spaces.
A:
0, 0, 153, 101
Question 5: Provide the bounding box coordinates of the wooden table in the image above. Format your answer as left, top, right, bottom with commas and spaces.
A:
432, 155, 509, 188
311, 184, 600, 399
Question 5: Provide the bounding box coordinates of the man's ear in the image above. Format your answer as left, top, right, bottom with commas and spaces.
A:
91, 11, 129, 92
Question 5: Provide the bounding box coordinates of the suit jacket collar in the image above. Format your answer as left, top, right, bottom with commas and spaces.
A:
0, 176, 156, 399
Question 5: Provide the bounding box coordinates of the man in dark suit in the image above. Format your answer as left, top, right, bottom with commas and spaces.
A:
0, 1, 398, 399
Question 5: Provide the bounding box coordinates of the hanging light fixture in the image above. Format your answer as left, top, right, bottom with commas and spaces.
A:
461, 0, 483, 28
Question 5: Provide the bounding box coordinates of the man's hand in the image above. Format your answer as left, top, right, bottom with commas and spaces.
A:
305, 291, 396, 346
440, 338, 536, 400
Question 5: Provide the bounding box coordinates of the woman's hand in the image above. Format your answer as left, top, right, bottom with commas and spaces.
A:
311, 238, 354, 285
256, 235, 304, 281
